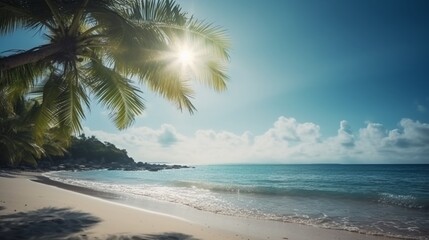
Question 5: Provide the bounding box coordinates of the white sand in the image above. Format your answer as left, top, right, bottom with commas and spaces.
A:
0, 172, 395, 240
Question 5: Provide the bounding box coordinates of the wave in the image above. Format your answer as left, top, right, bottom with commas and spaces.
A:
172, 180, 428, 210
172, 180, 283, 195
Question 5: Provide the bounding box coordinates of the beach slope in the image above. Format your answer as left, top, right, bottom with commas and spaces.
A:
0, 173, 394, 240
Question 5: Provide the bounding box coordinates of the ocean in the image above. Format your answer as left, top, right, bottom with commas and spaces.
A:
45, 164, 429, 239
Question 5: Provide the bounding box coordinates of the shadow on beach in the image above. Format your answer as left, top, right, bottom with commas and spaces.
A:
0, 207, 201, 240
0, 207, 100, 240
105, 233, 201, 240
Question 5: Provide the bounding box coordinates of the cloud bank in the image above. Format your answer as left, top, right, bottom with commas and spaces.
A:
84, 117, 429, 164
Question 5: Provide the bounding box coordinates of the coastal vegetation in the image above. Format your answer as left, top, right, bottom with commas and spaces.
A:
37, 134, 190, 171
0, 0, 229, 167
0, 96, 67, 167
1, 128, 189, 171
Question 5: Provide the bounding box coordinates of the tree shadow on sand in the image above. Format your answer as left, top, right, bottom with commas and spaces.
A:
0, 207, 100, 240
105, 233, 201, 240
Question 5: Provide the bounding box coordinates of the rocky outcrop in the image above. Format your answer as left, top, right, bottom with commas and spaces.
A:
15, 134, 193, 172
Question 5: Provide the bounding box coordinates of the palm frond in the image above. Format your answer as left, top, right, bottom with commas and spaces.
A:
136, 61, 196, 113
43, 0, 68, 33
42, 126, 69, 156
194, 59, 228, 91
0, 5, 27, 34
85, 60, 144, 129
0, 115, 44, 166
0, 89, 14, 117
55, 68, 90, 133
0, 0, 57, 34
126, 0, 186, 24
0, 61, 46, 92
185, 19, 230, 60
29, 71, 64, 142
122, 1, 230, 94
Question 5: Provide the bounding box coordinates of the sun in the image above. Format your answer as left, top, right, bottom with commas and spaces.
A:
177, 48, 194, 65
167, 40, 202, 75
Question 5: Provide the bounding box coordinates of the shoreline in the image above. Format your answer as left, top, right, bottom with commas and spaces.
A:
33, 175, 121, 200
0, 171, 398, 240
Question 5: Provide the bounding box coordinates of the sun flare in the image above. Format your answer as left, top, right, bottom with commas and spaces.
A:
168, 40, 204, 76
178, 48, 194, 65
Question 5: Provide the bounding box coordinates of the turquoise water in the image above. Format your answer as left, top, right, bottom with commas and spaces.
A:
46, 164, 429, 239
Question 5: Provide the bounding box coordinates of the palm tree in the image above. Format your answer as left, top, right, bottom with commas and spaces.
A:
0, 92, 67, 167
0, 0, 230, 137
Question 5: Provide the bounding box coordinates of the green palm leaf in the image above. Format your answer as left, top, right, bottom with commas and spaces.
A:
0, 0, 57, 33
30, 71, 63, 142
0, 96, 57, 167
184, 19, 230, 60
55, 68, 90, 133
136, 60, 196, 113
85, 60, 144, 129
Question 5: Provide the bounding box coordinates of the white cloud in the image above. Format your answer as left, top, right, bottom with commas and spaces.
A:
336, 120, 355, 148
384, 119, 429, 149
158, 124, 180, 147
83, 117, 429, 164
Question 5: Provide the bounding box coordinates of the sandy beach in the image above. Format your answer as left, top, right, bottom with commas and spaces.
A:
0, 172, 396, 240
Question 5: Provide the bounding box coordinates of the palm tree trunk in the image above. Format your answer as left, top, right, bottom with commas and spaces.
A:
0, 44, 62, 71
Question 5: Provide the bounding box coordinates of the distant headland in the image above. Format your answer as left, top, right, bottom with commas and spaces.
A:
1, 134, 192, 172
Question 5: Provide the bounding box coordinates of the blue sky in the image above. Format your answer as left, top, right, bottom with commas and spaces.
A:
1, 0, 429, 164
174, 0, 429, 133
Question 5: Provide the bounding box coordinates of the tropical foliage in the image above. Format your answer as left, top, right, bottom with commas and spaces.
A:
68, 134, 133, 165
0, 0, 229, 134
0, 0, 229, 166
0, 94, 67, 167
39, 134, 135, 167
